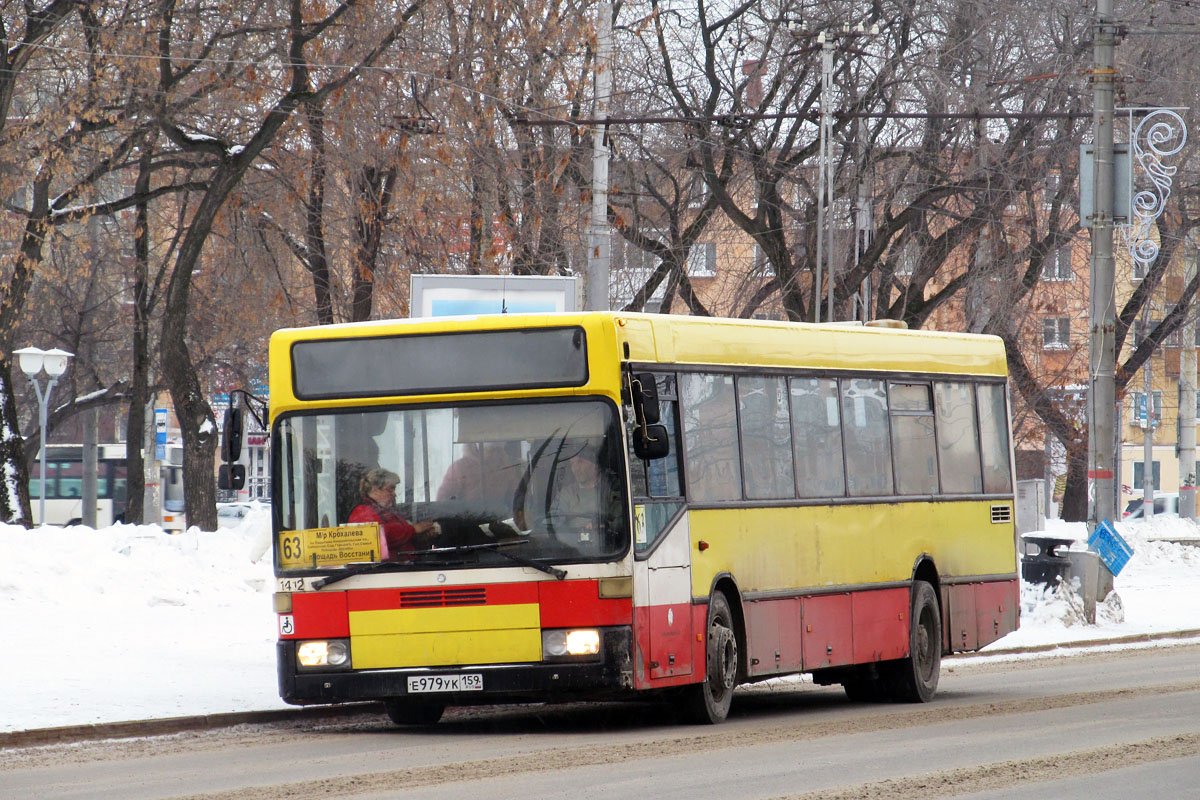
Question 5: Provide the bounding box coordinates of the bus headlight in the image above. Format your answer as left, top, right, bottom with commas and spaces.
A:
296, 639, 351, 669
542, 628, 601, 660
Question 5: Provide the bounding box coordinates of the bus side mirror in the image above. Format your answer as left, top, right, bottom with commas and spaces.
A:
221, 407, 243, 463
630, 373, 661, 425
219, 463, 246, 491
633, 424, 670, 460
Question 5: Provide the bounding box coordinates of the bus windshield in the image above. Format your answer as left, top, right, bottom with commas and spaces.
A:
276, 399, 629, 572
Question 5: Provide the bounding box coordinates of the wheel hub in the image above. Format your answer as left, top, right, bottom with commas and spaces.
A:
709, 624, 736, 690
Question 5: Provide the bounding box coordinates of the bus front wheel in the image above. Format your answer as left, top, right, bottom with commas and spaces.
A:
884, 580, 941, 703
384, 698, 445, 726
682, 592, 739, 724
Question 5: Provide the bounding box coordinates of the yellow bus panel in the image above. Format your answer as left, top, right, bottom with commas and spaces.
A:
689, 501, 1016, 598
348, 603, 541, 637
352, 629, 542, 670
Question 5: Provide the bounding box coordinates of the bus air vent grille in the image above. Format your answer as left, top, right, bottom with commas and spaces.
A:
990, 504, 1013, 524
399, 587, 487, 608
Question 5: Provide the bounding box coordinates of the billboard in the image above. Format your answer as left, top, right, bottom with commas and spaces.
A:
410, 274, 580, 318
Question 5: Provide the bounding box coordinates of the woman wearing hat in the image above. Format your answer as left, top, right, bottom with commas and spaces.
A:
348, 468, 437, 558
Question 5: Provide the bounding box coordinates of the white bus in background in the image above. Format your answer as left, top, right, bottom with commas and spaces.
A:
31, 443, 185, 530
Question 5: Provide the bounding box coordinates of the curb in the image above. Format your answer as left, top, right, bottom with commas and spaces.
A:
7, 629, 1200, 749
960, 627, 1200, 657
0, 702, 383, 750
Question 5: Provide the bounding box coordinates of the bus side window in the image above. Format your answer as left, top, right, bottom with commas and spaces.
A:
627, 373, 682, 499
627, 374, 684, 553
889, 382, 938, 496
841, 378, 893, 497
977, 383, 1013, 493
790, 377, 845, 498
646, 402, 681, 497
934, 382, 983, 494
57, 460, 83, 500
737, 375, 794, 500
681, 372, 742, 502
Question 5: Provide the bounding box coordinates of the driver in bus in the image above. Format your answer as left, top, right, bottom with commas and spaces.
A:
546, 442, 620, 544
348, 468, 437, 558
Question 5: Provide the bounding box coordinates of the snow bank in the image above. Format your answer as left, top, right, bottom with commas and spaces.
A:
988, 517, 1200, 649
0, 506, 283, 732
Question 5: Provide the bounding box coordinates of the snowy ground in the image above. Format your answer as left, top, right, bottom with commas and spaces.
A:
998, 516, 1200, 648
2, 509, 1198, 734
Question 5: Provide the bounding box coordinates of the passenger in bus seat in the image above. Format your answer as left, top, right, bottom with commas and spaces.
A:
348, 468, 437, 558
437, 442, 522, 515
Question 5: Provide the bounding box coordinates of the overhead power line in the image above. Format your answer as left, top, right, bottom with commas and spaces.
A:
508, 110, 1093, 127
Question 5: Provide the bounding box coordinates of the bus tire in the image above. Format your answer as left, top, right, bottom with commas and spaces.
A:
682, 592, 739, 724
884, 580, 941, 703
384, 698, 445, 726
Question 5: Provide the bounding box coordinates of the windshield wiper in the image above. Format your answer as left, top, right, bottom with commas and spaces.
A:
488, 544, 567, 580
309, 561, 408, 590
415, 538, 567, 580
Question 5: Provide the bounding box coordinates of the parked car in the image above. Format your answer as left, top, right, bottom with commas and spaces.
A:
1122, 492, 1179, 520
216, 502, 256, 528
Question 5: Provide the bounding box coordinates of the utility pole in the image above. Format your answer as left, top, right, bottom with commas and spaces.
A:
585, 0, 613, 312
1180, 246, 1197, 520
1044, 424, 1055, 517
815, 33, 834, 322
144, 399, 161, 525
853, 119, 873, 322
83, 408, 98, 527
82, 219, 100, 527
1088, 1, 1118, 529
1142, 323, 1155, 518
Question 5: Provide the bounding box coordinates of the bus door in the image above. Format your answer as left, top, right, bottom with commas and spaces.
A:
640, 506, 693, 680
629, 373, 693, 682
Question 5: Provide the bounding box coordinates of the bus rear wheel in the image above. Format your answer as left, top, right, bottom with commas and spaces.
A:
884, 580, 941, 703
682, 592, 739, 724
384, 698, 445, 726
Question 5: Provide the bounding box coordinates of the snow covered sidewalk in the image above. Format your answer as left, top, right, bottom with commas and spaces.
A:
990, 517, 1200, 650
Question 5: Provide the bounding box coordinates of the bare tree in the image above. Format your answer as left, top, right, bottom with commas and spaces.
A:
150, 0, 430, 530
0, 2, 182, 524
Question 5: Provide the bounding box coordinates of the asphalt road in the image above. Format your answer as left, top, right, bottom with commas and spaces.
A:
3, 642, 1199, 800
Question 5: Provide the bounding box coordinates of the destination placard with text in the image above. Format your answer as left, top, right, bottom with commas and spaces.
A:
277, 524, 382, 569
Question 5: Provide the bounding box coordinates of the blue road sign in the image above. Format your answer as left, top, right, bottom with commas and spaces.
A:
1089, 519, 1134, 576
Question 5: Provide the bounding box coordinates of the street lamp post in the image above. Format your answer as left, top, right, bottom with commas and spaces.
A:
14, 346, 72, 525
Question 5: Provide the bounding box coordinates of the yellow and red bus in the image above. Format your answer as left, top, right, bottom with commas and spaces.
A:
255, 311, 1018, 724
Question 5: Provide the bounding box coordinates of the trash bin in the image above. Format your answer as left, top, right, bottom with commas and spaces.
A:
1020, 535, 1073, 587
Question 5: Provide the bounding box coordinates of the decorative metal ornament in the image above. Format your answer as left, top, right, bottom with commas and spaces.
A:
1120, 108, 1187, 269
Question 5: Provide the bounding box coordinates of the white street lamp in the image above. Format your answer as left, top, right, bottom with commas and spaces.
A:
14, 347, 44, 377
14, 346, 73, 525
42, 348, 72, 377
